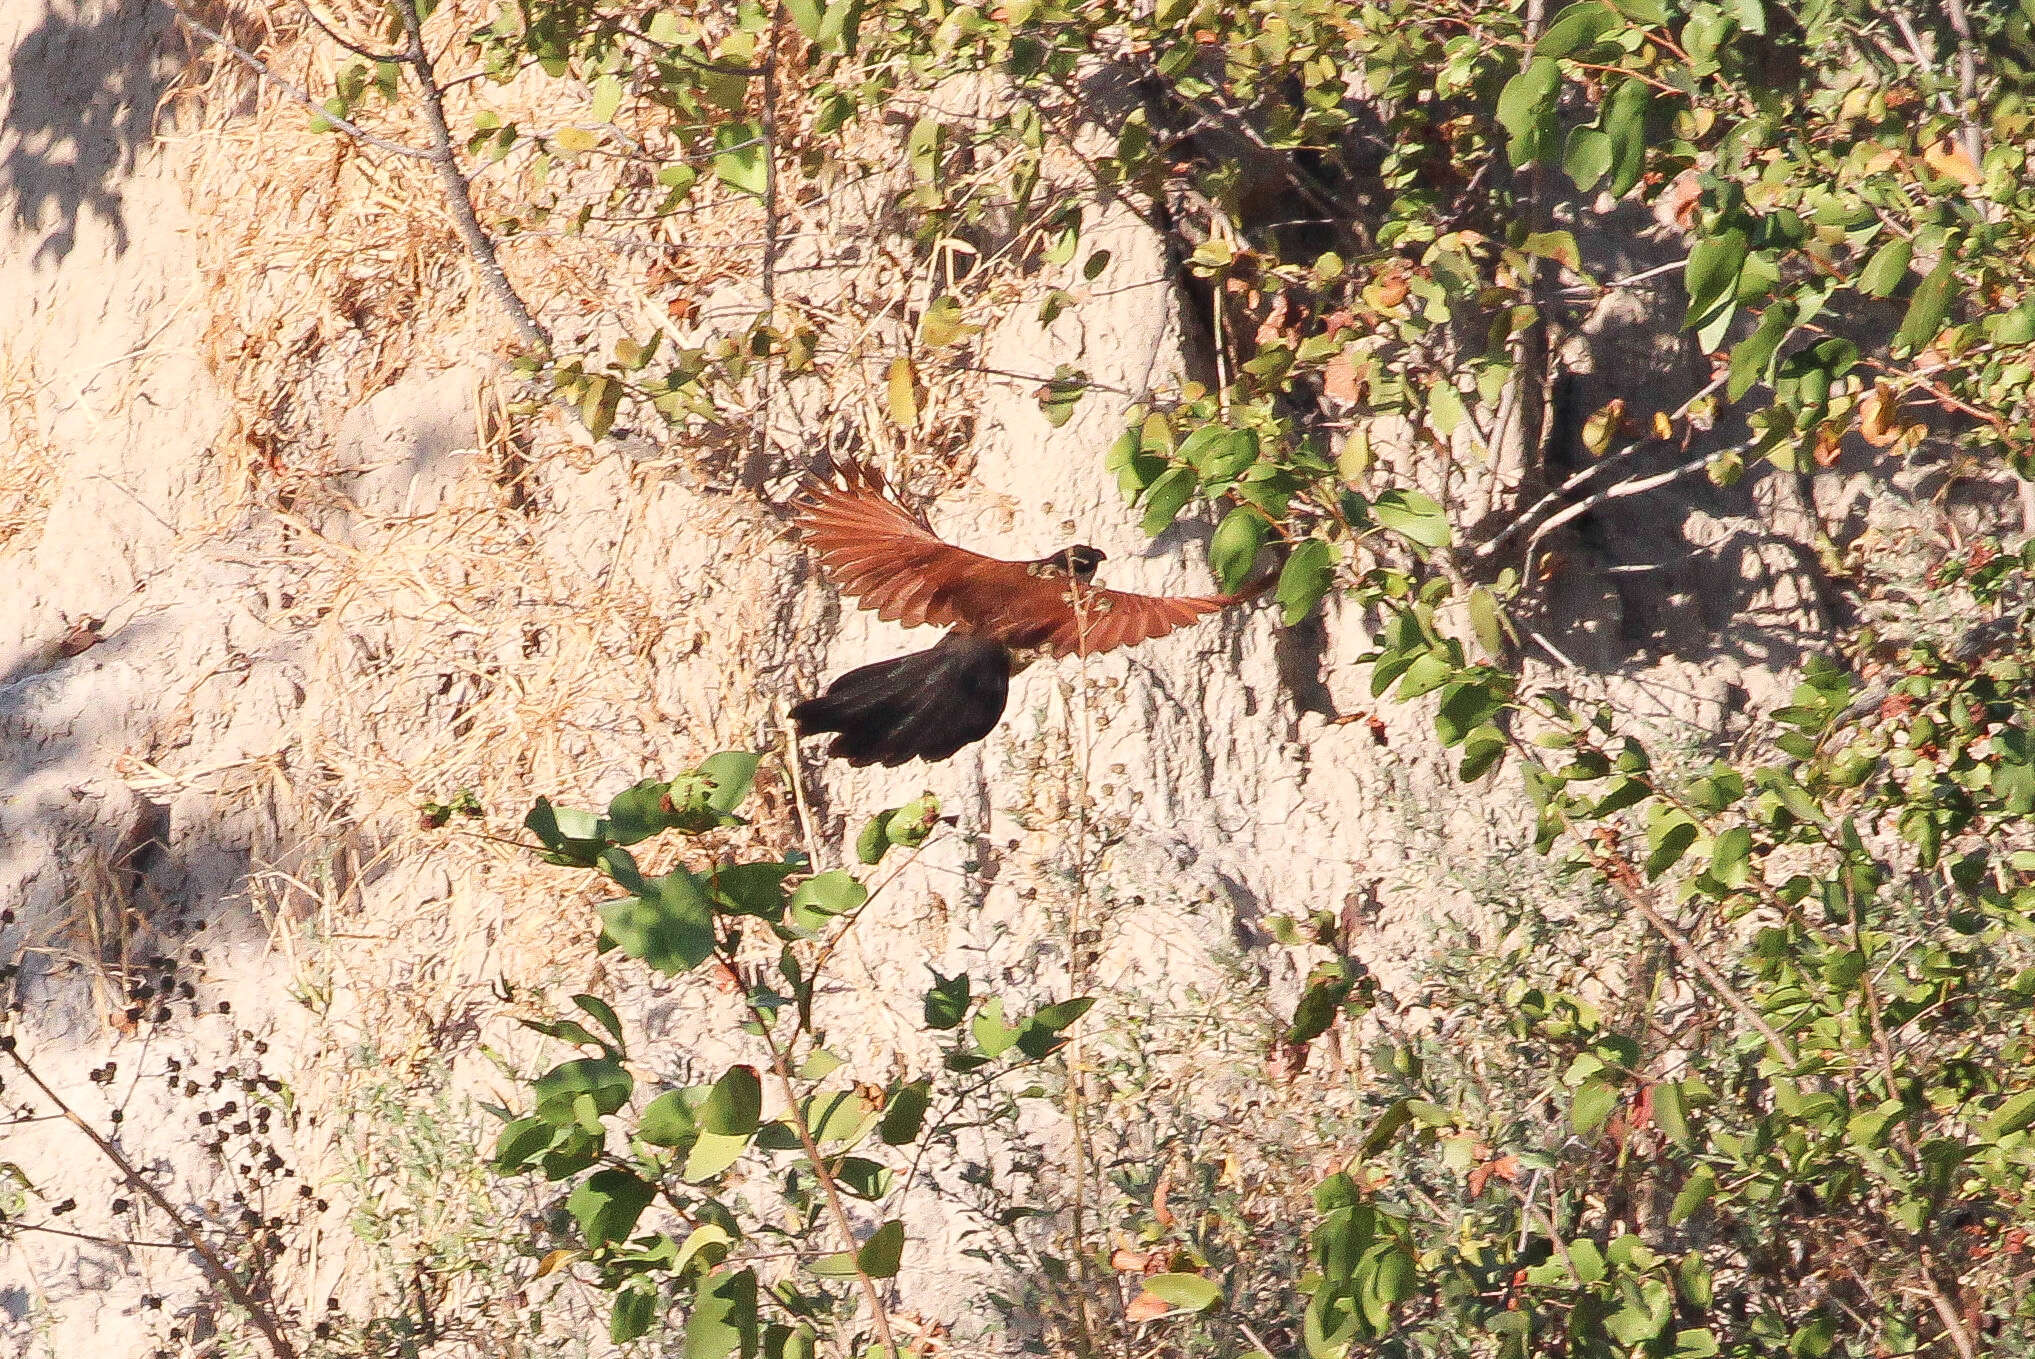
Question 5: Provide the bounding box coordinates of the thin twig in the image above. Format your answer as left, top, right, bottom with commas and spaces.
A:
735, 976, 903, 1358
1592, 866, 1801, 1069
1519, 438, 1752, 582
165, 3, 431, 158
1, 1043, 300, 1359
388, 0, 552, 355
296, 0, 407, 64
1941, 0, 1984, 167
752, 1, 787, 482
1474, 373, 1728, 560
1918, 1241, 1980, 1359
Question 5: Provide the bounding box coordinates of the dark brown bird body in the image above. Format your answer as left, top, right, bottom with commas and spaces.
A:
789, 461, 1248, 766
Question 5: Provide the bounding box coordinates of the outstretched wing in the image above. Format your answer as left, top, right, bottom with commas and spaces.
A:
790, 460, 1236, 656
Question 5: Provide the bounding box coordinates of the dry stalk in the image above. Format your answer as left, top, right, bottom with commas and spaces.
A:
1, 1041, 301, 1359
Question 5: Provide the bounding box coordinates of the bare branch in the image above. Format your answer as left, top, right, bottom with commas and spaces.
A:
388, 0, 553, 356
3, 1042, 300, 1359
165, 3, 433, 159
1473, 373, 1729, 561
296, 0, 408, 65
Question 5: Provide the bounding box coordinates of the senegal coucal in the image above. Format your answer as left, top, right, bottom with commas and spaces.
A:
789, 459, 1254, 766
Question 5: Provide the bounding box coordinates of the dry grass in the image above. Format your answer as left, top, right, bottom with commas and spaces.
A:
0, 4, 1183, 1350
0, 347, 60, 553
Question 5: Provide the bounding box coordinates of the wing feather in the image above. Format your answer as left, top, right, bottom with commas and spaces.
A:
791, 460, 1240, 656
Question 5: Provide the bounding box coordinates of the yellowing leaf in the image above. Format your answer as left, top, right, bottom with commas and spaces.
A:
1922, 139, 1981, 187
535, 1248, 579, 1279
1323, 352, 1364, 404
1859, 384, 1901, 447
1652, 410, 1673, 439
886, 357, 919, 429
553, 127, 600, 154
919, 296, 981, 347
1581, 398, 1626, 456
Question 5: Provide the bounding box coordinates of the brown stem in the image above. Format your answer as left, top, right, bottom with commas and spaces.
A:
744, 1002, 902, 1357
1919, 1243, 1979, 1359
1941, 0, 1984, 168
1590, 862, 1802, 1069
2, 1043, 299, 1359
388, 0, 552, 356
165, 3, 431, 159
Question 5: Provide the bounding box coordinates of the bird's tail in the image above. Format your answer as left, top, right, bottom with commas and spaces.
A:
791, 636, 1010, 767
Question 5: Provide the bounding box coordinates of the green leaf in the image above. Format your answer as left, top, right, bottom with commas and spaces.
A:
923, 970, 971, 1029
684, 1270, 758, 1359
1276, 538, 1337, 625
1208, 508, 1266, 594
707, 861, 794, 917
673, 1223, 734, 1278
788, 870, 867, 932
684, 1128, 752, 1181
1982, 1090, 2035, 1140
1030, 996, 1095, 1033
1684, 230, 1749, 330
1459, 723, 1507, 782
1143, 1273, 1223, 1311
1563, 127, 1612, 191
880, 1079, 932, 1145
599, 869, 717, 975
698, 751, 760, 815
855, 812, 890, 865
884, 794, 940, 849
1894, 251, 1958, 353
919, 295, 980, 348
1670, 1165, 1716, 1223
1653, 1080, 1691, 1145
1288, 964, 1356, 1043
1537, 1, 1621, 57
713, 121, 768, 198
858, 1220, 906, 1278
533, 1057, 633, 1124
1604, 77, 1651, 198
1709, 826, 1753, 888
785, 0, 824, 37
1139, 465, 1198, 536
1992, 301, 2035, 346
1571, 1078, 1619, 1134
610, 1278, 658, 1343
572, 994, 625, 1049
1496, 57, 1561, 165
639, 1089, 703, 1147
832, 1156, 893, 1199
703, 1066, 763, 1136
590, 74, 624, 125
494, 1115, 558, 1170
1645, 805, 1700, 879
524, 796, 606, 865
603, 780, 671, 844
1857, 237, 1912, 298
1727, 302, 1794, 401
567, 1168, 655, 1246
1468, 586, 1506, 658
1521, 230, 1582, 276
1372, 488, 1451, 548
804, 1089, 875, 1146
971, 997, 1023, 1058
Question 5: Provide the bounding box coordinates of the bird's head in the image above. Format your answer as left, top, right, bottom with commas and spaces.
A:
1048, 544, 1107, 580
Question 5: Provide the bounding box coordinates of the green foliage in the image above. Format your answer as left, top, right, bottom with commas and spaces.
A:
314, 0, 2035, 1352
496, 762, 1096, 1350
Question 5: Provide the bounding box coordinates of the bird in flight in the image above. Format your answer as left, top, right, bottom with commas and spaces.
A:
789, 459, 1255, 766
